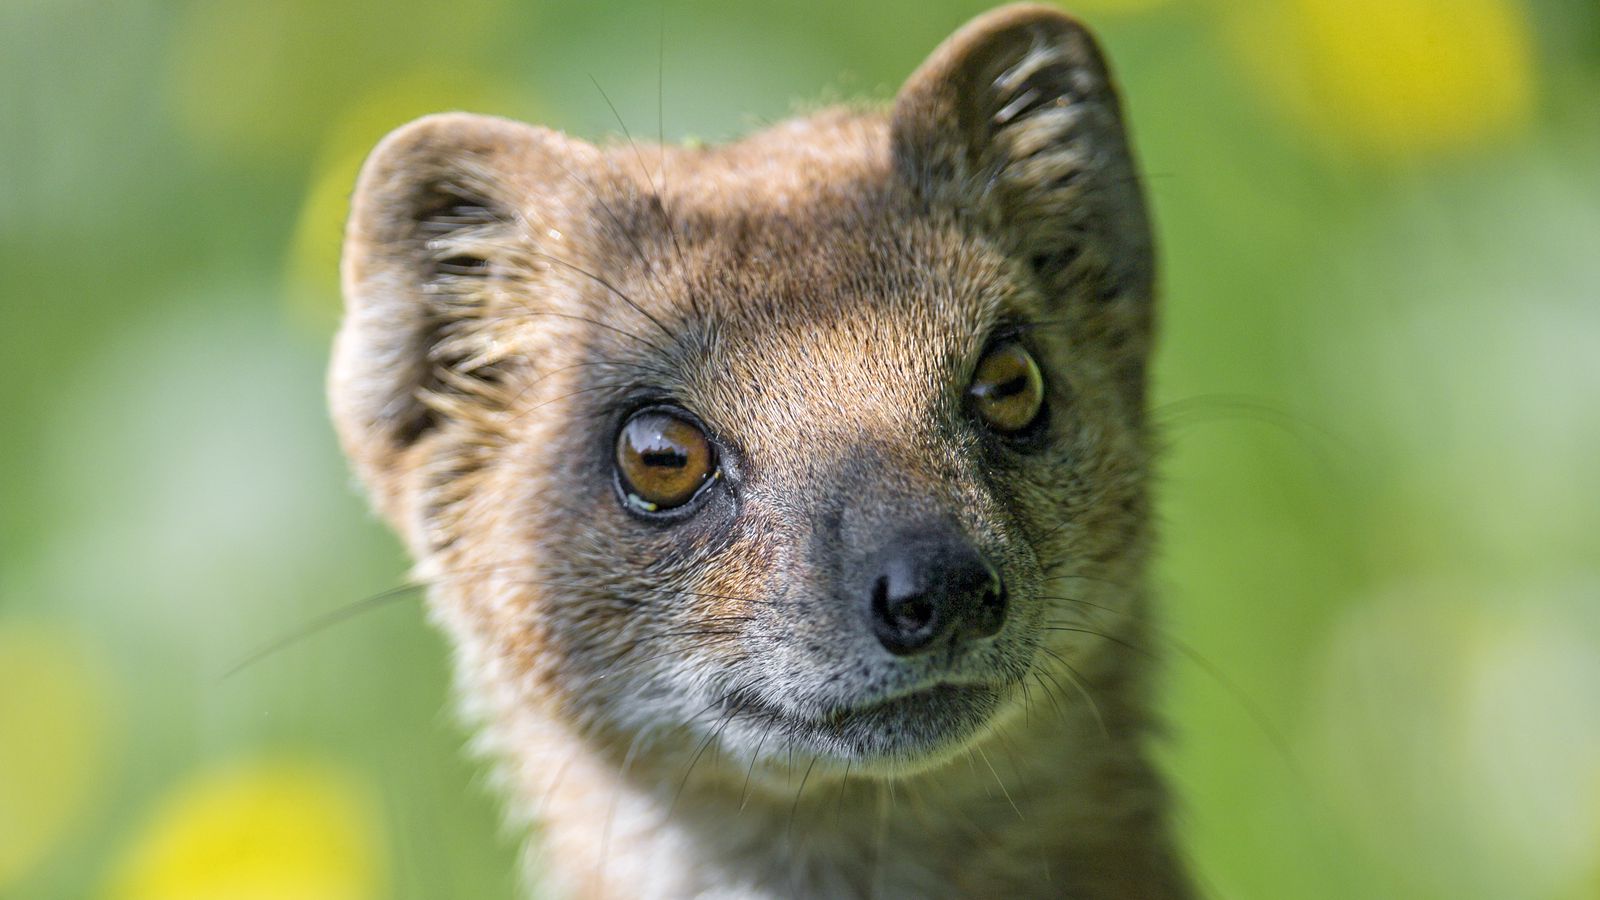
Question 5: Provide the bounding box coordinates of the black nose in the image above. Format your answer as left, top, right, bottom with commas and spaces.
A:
867, 530, 1007, 656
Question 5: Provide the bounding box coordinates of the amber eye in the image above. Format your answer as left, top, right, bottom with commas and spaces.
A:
616, 409, 717, 512
969, 341, 1045, 433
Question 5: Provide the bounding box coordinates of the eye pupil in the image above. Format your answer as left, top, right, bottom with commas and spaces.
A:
991, 375, 1028, 398
641, 449, 686, 468
616, 409, 716, 512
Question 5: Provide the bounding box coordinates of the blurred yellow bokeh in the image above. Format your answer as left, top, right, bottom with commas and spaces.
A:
104, 759, 387, 900
0, 624, 111, 890
285, 70, 527, 330
1224, 0, 1535, 162
165, 0, 502, 161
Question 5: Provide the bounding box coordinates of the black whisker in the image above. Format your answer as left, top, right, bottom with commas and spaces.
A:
221, 583, 423, 679
787, 754, 819, 842
505, 357, 679, 412
974, 744, 1022, 820
589, 71, 692, 291
671, 685, 751, 815
1036, 647, 1108, 738
230, 560, 778, 676
531, 251, 677, 346
1036, 596, 1299, 772
591, 75, 661, 209
517, 309, 672, 357
541, 153, 663, 286
1152, 392, 1355, 473
740, 716, 775, 812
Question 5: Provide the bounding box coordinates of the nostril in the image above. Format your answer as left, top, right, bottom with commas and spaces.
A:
871, 574, 942, 656
971, 579, 1008, 639
871, 574, 891, 621
891, 597, 935, 634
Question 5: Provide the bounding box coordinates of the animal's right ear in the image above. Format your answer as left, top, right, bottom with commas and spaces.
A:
330, 112, 585, 524
891, 5, 1153, 309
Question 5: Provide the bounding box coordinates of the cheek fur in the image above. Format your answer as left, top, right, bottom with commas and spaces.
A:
669, 527, 782, 667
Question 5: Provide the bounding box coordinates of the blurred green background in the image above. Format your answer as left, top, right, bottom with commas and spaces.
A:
3, 0, 1598, 897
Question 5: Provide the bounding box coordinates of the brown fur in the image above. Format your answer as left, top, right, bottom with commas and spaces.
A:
331, 5, 1188, 897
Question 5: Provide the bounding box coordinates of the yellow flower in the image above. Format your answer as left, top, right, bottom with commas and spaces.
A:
0, 623, 110, 890
105, 758, 387, 900
1223, 0, 1536, 162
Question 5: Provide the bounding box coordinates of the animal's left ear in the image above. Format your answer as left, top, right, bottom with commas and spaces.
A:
892, 4, 1153, 319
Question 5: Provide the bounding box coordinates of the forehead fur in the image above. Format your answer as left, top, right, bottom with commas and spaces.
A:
593, 147, 1030, 440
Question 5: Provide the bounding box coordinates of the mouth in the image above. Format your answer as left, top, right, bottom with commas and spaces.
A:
728, 681, 1005, 763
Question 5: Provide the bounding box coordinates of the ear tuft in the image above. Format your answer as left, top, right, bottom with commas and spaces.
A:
415, 180, 505, 275
892, 5, 1152, 305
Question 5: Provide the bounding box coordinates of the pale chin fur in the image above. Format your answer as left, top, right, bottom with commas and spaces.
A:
725, 680, 1039, 783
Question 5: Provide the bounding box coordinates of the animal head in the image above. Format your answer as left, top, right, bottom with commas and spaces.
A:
331, 4, 1153, 778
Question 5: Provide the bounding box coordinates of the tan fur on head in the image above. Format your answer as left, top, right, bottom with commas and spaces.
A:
331, 5, 1188, 897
